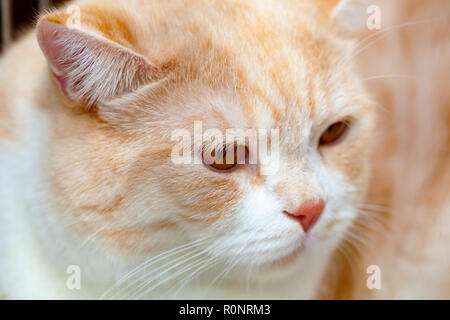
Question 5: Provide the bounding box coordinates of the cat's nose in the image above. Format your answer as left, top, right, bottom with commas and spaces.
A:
284, 199, 325, 233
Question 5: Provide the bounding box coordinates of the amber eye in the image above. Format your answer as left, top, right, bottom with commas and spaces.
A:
203, 144, 246, 172
319, 121, 349, 146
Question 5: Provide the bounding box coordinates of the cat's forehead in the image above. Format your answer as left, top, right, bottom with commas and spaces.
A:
117, 0, 363, 133
178, 46, 356, 135
167, 4, 354, 130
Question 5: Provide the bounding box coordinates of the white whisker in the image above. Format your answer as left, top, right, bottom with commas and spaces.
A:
131, 253, 214, 299
79, 226, 106, 249
101, 236, 209, 299
172, 256, 220, 297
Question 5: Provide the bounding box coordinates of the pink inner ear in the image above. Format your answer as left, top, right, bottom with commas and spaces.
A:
36, 20, 156, 106
37, 21, 82, 101
50, 70, 75, 102
37, 21, 71, 76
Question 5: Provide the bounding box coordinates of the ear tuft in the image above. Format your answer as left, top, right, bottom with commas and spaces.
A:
332, 0, 373, 36
37, 20, 158, 108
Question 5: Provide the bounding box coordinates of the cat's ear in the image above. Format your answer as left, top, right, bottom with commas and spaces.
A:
331, 0, 375, 36
37, 19, 158, 109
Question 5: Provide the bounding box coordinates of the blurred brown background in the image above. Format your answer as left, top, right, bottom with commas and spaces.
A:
1, 0, 68, 52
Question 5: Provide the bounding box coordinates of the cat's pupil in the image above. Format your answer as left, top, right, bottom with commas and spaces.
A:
319, 121, 349, 146
204, 144, 240, 171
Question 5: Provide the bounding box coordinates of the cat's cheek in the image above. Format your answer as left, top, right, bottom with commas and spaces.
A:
321, 142, 370, 184
155, 164, 243, 220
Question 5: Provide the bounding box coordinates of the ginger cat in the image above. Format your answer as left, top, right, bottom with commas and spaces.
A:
0, 0, 448, 299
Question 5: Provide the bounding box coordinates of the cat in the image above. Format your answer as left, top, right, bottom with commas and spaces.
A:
0, 0, 448, 299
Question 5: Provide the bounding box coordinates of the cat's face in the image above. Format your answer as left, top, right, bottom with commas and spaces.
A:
37, 0, 375, 285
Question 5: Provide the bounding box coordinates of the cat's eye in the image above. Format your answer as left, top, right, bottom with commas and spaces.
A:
319, 121, 349, 146
203, 144, 246, 172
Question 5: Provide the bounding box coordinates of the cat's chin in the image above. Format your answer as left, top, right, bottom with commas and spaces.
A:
258, 246, 304, 274
247, 235, 338, 282
250, 245, 309, 281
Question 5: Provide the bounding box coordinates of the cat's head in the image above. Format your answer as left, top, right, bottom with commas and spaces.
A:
36, 0, 375, 288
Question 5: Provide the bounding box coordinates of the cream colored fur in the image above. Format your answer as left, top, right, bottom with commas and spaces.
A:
0, 0, 449, 300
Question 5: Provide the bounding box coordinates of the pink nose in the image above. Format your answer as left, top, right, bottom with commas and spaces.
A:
284, 199, 325, 232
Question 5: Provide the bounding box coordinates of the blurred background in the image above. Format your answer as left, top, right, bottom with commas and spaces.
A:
1, 0, 68, 52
